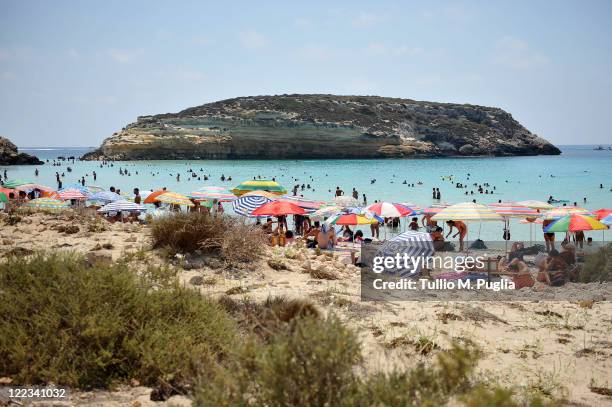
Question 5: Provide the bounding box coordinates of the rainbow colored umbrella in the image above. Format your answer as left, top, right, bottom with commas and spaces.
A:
251, 201, 306, 216
326, 213, 378, 226
544, 214, 608, 232
231, 180, 287, 196
0, 192, 7, 203
25, 198, 69, 210
367, 202, 415, 218
601, 214, 612, 226
143, 190, 169, 204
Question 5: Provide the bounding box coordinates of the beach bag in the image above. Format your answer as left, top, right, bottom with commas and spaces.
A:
503, 228, 510, 241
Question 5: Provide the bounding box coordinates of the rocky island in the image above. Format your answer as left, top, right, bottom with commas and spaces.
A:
0, 136, 43, 165
82, 94, 560, 160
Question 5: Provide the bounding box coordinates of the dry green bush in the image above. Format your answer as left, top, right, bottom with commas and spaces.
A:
579, 243, 612, 282
0, 252, 236, 389
150, 212, 265, 264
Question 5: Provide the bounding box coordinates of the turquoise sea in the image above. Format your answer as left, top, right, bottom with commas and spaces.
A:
3, 145, 612, 242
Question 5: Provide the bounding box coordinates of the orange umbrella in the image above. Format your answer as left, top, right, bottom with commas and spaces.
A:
0, 187, 15, 197
143, 190, 168, 204
251, 201, 306, 216
42, 191, 61, 199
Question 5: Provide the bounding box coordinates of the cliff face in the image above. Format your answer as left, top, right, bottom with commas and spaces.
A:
82, 94, 560, 160
0, 137, 43, 165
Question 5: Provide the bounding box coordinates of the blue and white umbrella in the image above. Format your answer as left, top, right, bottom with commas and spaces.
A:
232, 195, 273, 217
98, 200, 146, 213
89, 191, 122, 204
376, 231, 435, 277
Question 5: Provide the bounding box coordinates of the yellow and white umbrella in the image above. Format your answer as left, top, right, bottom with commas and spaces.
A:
431, 202, 503, 222
156, 192, 194, 207
517, 200, 554, 210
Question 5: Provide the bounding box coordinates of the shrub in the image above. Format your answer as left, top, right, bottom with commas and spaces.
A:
579, 243, 612, 282
150, 212, 265, 264
0, 252, 236, 389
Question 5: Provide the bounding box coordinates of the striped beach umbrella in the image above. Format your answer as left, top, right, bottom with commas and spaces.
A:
367, 202, 415, 218
2, 179, 33, 188
89, 191, 122, 204
310, 205, 343, 221
517, 200, 554, 210
332, 195, 360, 208
231, 180, 287, 196
156, 192, 194, 207
488, 202, 540, 218
232, 195, 273, 217
376, 231, 435, 276
520, 218, 544, 224
24, 198, 69, 210
544, 214, 608, 232
190, 186, 236, 202
431, 202, 503, 222
543, 206, 591, 220
251, 201, 306, 216
143, 190, 169, 204
58, 188, 87, 200
423, 203, 451, 215
242, 190, 281, 200
98, 200, 147, 213
601, 214, 612, 226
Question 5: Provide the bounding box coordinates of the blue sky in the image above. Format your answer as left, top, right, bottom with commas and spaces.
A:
1, 0, 611, 147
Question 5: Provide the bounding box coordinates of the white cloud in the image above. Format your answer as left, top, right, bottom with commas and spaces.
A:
493, 36, 549, 69
239, 30, 268, 50
107, 48, 142, 64
351, 11, 386, 28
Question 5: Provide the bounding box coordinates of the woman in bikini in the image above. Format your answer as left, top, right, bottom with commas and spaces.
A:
446, 220, 467, 251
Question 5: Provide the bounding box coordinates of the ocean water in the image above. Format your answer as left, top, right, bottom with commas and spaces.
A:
4, 145, 611, 242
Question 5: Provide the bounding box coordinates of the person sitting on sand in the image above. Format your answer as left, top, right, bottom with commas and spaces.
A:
339, 225, 354, 242
537, 249, 567, 286
317, 223, 336, 249
284, 230, 295, 245
354, 230, 364, 243
305, 221, 321, 248
262, 217, 274, 234
508, 242, 525, 262
446, 220, 467, 251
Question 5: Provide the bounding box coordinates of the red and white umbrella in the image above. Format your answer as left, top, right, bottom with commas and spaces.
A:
488, 202, 540, 218
58, 188, 87, 200
251, 201, 306, 216
367, 202, 415, 217
423, 203, 451, 215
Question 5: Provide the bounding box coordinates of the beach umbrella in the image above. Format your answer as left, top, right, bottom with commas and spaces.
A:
517, 200, 554, 210
0, 192, 7, 203
544, 214, 608, 232
0, 187, 14, 199
376, 231, 435, 276
14, 183, 55, 192
156, 192, 194, 207
143, 190, 169, 204
2, 179, 33, 189
423, 203, 451, 215
190, 186, 236, 202
58, 188, 87, 200
98, 200, 147, 213
543, 206, 591, 220
241, 190, 281, 200
59, 184, 93, 196
42, 191, 61, 199
520, 218, 544, 224
332, 195, 359, 208
593, 209, 612, 220
367, 202, 415, 218
488, 202, 540, 218
24, 198, 69, 210
326, 213, 378, 226
310, 205, 343, 221
89, 191, 123, 204
431, 202, 503, 222
277, 195, 326, 210
231, 179, 287, 196
232, 195, 273, 217
601, 214, 612, 226
85, 185, 104, 194
251, 201, 306, 216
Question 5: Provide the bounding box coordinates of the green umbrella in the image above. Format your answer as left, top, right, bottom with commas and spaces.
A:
0, 192, 7, 203
3, 179, 34, 189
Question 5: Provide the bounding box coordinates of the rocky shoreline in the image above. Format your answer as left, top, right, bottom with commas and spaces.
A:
0, 137, 43, 165
82, 94, 561, 161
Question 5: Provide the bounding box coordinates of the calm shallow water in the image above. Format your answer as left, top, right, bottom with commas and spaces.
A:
4, 145, 612, 242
